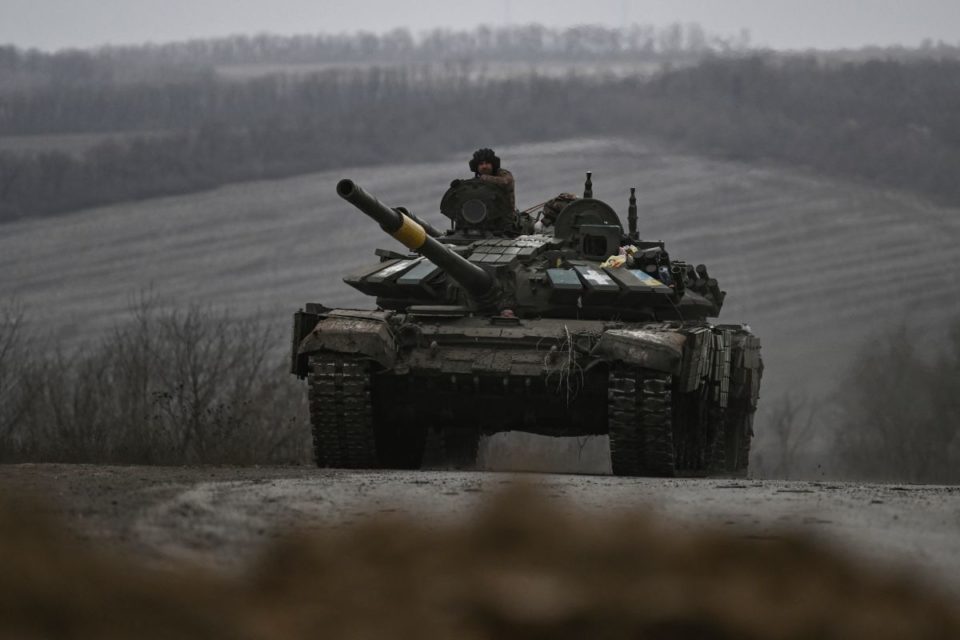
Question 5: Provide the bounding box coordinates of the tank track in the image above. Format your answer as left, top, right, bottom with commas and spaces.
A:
706, 402, 728, 473
307, 353, 378, 468
608, 367, 675, 476
724, 399, 754, 477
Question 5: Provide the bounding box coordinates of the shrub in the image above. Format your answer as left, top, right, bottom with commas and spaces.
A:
830, 322, 960, 483
1, 303, 309, 465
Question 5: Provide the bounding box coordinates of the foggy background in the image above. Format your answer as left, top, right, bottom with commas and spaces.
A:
1, 0, 959, 481
2, 0, 959, 51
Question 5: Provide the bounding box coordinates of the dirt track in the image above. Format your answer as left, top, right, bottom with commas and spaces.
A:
3, 461, 959, 598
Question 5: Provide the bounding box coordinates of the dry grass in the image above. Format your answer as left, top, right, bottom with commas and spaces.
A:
0, 300, 308, 465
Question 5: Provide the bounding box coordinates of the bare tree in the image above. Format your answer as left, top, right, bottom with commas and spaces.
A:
752, 392, 818, 479
2, 301, 309, 465
831, 324, 960, 483
0, 302, 25, 452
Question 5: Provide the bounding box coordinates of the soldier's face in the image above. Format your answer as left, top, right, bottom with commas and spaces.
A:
477, 160, 494, 175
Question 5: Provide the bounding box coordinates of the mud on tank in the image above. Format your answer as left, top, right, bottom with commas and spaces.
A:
291, 172, 762, 476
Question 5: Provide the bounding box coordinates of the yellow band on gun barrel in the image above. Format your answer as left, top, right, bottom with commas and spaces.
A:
391, 215, 427, 250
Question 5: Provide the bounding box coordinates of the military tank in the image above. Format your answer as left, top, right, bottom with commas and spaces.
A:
291, 172, 762, 476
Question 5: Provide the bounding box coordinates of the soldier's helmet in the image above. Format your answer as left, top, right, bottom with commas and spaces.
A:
469, 148, 500, 174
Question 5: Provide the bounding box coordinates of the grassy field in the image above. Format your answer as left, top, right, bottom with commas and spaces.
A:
0, 131, 169, 157
3, 136, 959, 445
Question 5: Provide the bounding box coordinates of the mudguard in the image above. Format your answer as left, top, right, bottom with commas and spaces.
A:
298, 312, 396, 369
593, 329, 686, 374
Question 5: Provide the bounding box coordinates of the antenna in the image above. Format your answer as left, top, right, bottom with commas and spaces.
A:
583, 171, 593, 198
628, 187, 638, 240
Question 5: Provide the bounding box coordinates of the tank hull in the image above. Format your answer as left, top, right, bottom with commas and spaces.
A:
294, 308, 762, 477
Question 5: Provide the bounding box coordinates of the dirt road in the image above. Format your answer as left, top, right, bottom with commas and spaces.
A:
3, 462, 959, 598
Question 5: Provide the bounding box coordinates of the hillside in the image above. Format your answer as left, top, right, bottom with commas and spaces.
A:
4, 137, 960, 439
4, 55, 960, 222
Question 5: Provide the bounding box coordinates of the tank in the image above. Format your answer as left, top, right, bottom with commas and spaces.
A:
291, 173, 762, 476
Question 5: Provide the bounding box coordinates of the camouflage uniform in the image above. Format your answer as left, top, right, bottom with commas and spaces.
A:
478, 168, 516, 211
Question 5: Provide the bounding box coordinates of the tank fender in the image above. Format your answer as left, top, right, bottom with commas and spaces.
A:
297, 314, 396, 369
594, 329, 686, 374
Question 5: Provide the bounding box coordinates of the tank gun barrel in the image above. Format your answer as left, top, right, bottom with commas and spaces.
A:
336, 179, 498, 306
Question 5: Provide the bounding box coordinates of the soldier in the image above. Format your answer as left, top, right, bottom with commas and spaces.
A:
469, 148, 515, 211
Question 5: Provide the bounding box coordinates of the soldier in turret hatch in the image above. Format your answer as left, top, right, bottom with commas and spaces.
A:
470, 147, 515, 211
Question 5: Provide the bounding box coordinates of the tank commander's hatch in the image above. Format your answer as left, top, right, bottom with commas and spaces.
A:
553, 198, 623, 261
440, 179, 515, 232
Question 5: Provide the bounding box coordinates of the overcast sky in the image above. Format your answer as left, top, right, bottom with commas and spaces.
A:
1, 0, 957, 52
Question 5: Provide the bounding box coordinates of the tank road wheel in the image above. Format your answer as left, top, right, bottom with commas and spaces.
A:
307, 354, 378, 469
608, 366, 676, 477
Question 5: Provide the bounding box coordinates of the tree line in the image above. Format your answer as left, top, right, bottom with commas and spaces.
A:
754, 321, 960, 484
0, 23, 746, 91
646, 56, 960, 202
2, 55, 959, 220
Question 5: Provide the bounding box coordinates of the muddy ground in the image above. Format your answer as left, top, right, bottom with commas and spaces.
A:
3, 461, 959, 594
4, 462, 960, 639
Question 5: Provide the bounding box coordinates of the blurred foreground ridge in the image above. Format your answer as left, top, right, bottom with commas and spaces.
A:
3, 485, 959, 639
